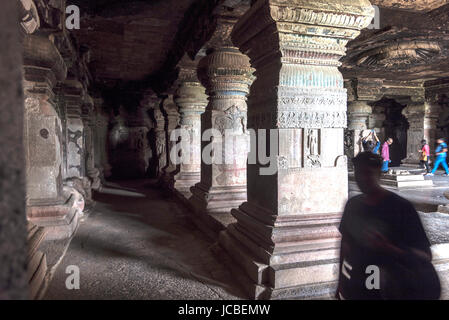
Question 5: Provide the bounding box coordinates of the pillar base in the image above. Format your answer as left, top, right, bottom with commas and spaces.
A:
402, 157, 421, 166
189, 183, 246, 215
27, 188, 84, 240
216, 202, 341, 299
173, 172, 200, 199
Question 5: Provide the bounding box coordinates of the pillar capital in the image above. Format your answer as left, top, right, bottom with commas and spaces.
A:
403, 101, 441, 119
232, 0, 374, 68
347, 100, 372, 131
23, 34, 67, 87
174, 82, 208, 116
197, 47, 254, 100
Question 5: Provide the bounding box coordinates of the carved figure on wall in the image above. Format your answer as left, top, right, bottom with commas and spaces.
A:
305, 129, 321, 168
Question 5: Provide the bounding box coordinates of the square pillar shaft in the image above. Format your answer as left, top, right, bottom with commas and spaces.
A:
219, 0, 374, 299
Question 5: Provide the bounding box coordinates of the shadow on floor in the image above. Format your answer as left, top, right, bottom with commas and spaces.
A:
43, 179, 246, 300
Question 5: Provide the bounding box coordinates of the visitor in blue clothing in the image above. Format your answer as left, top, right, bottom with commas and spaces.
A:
361, 130, 380, 154
426, 138, 449, 176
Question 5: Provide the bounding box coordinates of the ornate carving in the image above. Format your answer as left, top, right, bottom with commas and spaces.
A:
356, 41, 441, 68
303, 129, 322, 168
24, 97, 40, 114
277, 111, 347, 128
215, 105, 247, 134
278, 156, 289, 170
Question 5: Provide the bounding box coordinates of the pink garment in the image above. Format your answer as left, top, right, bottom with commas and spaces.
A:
381, 142, 390, 161
422, 144, 430, 156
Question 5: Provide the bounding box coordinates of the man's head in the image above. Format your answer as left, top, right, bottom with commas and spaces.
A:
386, 137, 393, 145
352, 152, 383, 195
437, 138, 445, 144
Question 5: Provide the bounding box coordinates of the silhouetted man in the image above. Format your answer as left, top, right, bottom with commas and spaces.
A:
336, 152, 440, 300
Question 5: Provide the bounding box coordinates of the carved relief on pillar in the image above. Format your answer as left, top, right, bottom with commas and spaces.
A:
62, 80, 85, 181
304, 128, 321, 168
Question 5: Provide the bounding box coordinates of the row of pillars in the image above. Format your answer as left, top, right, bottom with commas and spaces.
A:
23, 33, 102, 240
347, 100, 441, 164
142, 0, 375, 299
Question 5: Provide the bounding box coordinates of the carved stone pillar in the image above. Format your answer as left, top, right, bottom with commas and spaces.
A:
154, 103, 167, 178
171, 72, 208, 199
189, 47, 254, 217
63, 80, 85, 180
23, 34, 81, 240
161, 95, 180, 176
346, 101, 372, 161
93, 97, 112, 181
80, 96, 99, 206
403, 101, 440, 164
368, 105, 386, 141
217, 0, 374, 299
127, 107, 151, 177
141, 94, 161, 178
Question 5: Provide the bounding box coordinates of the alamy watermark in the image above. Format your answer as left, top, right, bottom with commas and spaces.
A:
65, 265, 80, 290
65, 5, 80, 30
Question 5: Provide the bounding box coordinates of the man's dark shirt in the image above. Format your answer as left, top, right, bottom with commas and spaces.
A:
337, 191, 433, 300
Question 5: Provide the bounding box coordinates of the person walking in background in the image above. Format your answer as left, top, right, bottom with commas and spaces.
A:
336, 152, 440, 300
362, 130, 381, 154
426, 138, 449, 176
419, 139, 430, 173
381, 138, 393, 173
371, 130, 381, 155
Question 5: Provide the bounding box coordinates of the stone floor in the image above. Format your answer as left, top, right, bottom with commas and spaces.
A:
350, 166, 449, 212
42, 176, 449, 300
43, 180, 244, 300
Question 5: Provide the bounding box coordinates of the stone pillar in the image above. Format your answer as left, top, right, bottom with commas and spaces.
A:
63, 80, 85, 180
171, 77, 208, 199
218, 0, 374, 299
153, 103, 167, 178
92, 97, 112, 181
127, 107, 151, 177
141, 94, 161, 178
23, 34, 66, 213
0, 0, 28, 299
403, 101, 440, 164
161, 95, 180, 178
346, 101, 372, 161
190, 47, 254, 216
369, 105, 386, 141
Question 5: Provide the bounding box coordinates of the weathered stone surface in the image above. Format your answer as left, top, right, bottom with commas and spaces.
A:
0, 0, 28, 299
